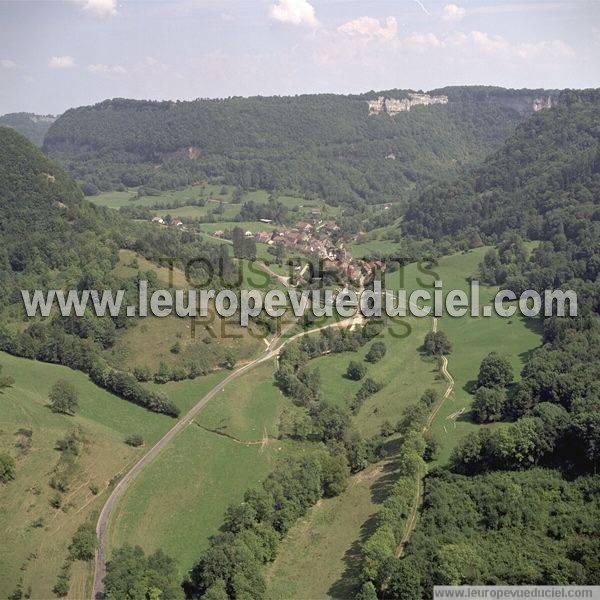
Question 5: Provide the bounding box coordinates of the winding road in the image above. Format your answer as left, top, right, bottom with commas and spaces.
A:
92, 315, 363, 598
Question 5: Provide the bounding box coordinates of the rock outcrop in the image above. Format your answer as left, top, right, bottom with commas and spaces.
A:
368, 93, 448, 116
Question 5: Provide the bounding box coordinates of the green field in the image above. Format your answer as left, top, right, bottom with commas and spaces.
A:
89, 183, 341, 227
105, 360, 295, 576
198, 220, 277, 234
88, 183, 234, 210
383, 247, 543, 463
0, 352, 180, 599
350, 238, 400, 258
266, 460, 395, 599
308, 316, 444, 437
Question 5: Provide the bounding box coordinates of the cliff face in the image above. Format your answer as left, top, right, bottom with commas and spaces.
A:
368, 91, 554, 117
368, 93, 448, 115
533, 96, 553, 112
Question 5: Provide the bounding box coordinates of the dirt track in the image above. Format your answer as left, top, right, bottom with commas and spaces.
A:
396, 317, 454, 558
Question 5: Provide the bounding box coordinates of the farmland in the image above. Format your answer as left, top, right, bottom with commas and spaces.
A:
0, 352, 179, 599
104, 359, 298, 576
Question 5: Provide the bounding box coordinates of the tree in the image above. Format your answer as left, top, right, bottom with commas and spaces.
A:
365, 341, 386, 363
356, 581, 378, 600
382, 557, 422, 599
472, 386, 507, 423
423, 331, 452, 356
477, 352, 513, 389
423, 432, 439, 461
346, 360, 367, 381
69, 523, 97, 561
0, 364, 14, 389
0, 453, 16, 483
48, 380, 79, 415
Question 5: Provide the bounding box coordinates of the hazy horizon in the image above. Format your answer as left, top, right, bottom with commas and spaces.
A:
1, 0, 599, 115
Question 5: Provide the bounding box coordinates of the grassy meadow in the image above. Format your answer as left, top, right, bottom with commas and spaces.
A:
308, 316, 444, 437
0, 352, 179, 599
105, 359, 298, 577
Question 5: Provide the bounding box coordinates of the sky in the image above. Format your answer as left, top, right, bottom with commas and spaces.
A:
0, 0, 598, 115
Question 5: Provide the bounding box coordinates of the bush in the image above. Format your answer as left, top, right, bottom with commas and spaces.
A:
125, 434, 144, 447
0, 452, 16, 483
48, 380, 79, 415
133, 365, 152, 382
346, 360, 367, 381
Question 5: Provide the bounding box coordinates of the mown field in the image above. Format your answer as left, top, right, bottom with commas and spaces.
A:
105, 359, 299, 577
308, 315, 443, 437
0, 352, 182, 599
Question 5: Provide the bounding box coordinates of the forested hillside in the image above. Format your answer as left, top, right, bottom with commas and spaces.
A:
43, 87, 550, 207
0, 126, 121, 307
0, 112, 55, 146
404, 89, 600, 245
384, 90, 600, 597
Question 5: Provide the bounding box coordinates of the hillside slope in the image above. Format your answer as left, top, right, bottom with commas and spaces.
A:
0, 112, 55, 146
43, 87, 553, 206
404, 89, 600, 244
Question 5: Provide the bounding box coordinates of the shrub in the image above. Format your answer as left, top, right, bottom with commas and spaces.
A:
48, 380, 79, 415
0, 452, 16, 483
125, 434, 144, 447
346, 360, 367, 381
133, 365, 152, 382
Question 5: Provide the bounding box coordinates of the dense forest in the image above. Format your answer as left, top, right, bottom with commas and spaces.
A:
382, 90, 600, 598
42, 87, 551, 207
0, 112, 56, 147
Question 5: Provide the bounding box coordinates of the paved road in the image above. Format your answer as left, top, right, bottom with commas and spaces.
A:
91, 316, 361, 599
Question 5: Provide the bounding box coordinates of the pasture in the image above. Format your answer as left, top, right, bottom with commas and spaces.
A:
105, 360, 297, 576
0, 352, 177, 599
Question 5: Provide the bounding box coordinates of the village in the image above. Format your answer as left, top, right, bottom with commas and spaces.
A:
149, 212, 385, 286
212, 218, 385, 286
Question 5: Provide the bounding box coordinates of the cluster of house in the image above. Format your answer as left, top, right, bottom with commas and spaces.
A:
214, 219, 383, 284
151, 215, 184, 228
